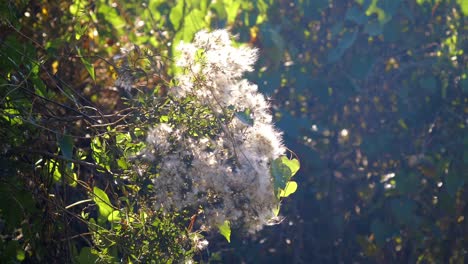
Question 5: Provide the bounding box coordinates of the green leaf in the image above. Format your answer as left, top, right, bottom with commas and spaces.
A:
364, 19, 383, 36
345, 6, 368, 25
93, 187, 113, 219
445, 173, 465, 197
281, 157, 300, 177
160, 115, 169, 122
390, 198, 419, 227
116, 133, 130, 145
47, 159, 62, 182
69, 172, 78, 188
182, 9, 206, 42
271, 158, 292, 191
169, 1, 184, 29
210, 0, 227, 20
108, 210, 123, 222
370, 219, 393, 247
272, 157, 300, 198
225, 0, 241, 24
458, 0, 468, 16
419, 76, 438, 94
16, 248, 25, 261
117, 157, 129, 169
76, 48, 95, 80
328, 30, 358, 63
91, 137, 103, 153
218, 220, 231, 243
279, 181, 298, 197
58, 134, 73, 160
76, 247, 99, 264
273, 203, 281, 217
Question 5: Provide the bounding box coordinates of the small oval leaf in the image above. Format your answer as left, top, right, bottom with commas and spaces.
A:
279, 181, 298, 198
218, 220, 231, 243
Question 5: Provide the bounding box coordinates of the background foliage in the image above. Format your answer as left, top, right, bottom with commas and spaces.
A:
0, 0, 467, 263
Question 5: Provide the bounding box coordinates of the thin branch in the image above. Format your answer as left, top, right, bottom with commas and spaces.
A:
9, 148, 110, 173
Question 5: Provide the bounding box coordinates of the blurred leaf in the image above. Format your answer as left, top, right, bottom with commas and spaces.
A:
16, 248, 25, 261
378, 0, 402, 18
458, 0, 468, 15
349, 55, 374, 79
58, 134, 74, 160
383, 18, 400, 42
346, 6, 368, 25
445, 173, 465, 197
210, 0, 227, 20
259, 24, 285, 68
76, 48, 95, 81
390, 198, 419, 227
419, 76, 437, 94
395, 172, 419, 194
370, 219, 393, 247
218, 220, 231, 243
330, 21, 344, 39
169, 1, 184, 29
181, 9, 207, 42
224, 0, 241, 24
328, 30, 358, 63
364, 19, 383, 36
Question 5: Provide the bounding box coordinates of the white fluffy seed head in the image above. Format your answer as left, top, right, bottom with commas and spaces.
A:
147, 29, 285, 233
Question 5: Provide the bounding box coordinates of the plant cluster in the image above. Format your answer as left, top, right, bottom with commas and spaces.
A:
0, 1, 299, 262
144, 30, 298, 235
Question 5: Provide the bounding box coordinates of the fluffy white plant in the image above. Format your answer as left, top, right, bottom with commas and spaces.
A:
147, 30, 286, 233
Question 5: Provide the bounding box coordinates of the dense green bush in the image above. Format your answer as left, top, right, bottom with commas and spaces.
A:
0, 0, 298, 262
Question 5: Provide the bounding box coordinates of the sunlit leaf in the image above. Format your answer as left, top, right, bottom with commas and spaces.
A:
47, 159, 62, 182
225, 0, 241, 24
457, 0, 468, 16
169, 1, 184, 29
68, 172, 78, 188
279, 181, 298, 197
16, 248, 25, 261
93, 187, 113, 219
218, 220, 231, 243
281, 157, 300, 177
273, 203, 281, 217
108, 210, 123, 222
117, 157, 128, 169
